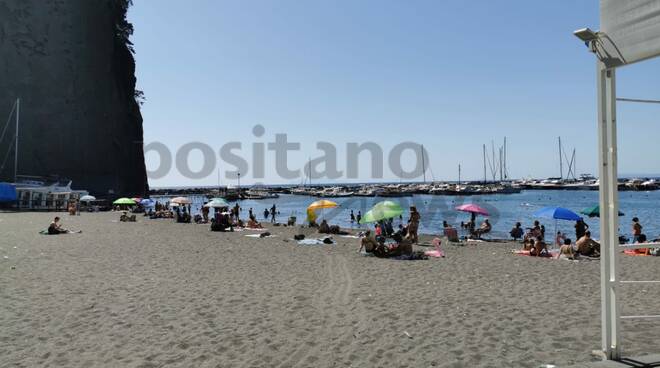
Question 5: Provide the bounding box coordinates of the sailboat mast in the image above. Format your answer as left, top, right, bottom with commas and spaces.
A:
558, 136, 563, 179
458, 164, 461, 185
504, 137, 507, 180
308, 157, 312, 187
421, 144, 426, 183
14, 98, 19, 183
491, 141, 496, 181
499, 147, 503, 181
483, 144, 487, 184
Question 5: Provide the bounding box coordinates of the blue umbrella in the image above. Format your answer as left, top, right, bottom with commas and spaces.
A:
533, 207, 582, 247
533, 207, 582, 221
140, 198, 155, 207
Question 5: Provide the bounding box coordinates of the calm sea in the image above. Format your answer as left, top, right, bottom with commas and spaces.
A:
153, 190, 660, 241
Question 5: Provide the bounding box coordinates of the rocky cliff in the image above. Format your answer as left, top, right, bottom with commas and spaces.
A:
0, 0, 147, 196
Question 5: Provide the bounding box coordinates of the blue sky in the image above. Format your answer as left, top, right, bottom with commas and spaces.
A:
129, 0, 660, 187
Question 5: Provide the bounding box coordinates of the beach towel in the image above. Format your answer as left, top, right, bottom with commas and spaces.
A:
340, 235, 360, 239
298, 238, 335, 245
39, 229, 81, 235
512, 250, 558, 259
245, 234, 277, 238
623, 249, 650, 256
392, 251, 429, 261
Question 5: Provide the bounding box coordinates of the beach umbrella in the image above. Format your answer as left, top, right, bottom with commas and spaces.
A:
533, 207, 581, 221
307, 199, 338, 223
80, 195, 96, 202
455, 204, 489, 216
580, 205, 624, 218
140, 198, 155, 207
359, 200, 404, 224
533, 207, 582, 248
113, 197, 136, 205
171, 196, 192, 205
204, 198, 229, 208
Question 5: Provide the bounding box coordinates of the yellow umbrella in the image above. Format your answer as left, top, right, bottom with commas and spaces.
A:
306, 200, 338, 223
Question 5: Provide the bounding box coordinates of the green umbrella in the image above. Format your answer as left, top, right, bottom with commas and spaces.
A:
359, 200, 404, 224
204, 198, 229, 208
113, 197, 136, 205
580, 205, 624, 218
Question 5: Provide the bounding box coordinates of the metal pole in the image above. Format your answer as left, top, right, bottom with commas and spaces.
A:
598, 62, 621, 360
14, 98, 19, 183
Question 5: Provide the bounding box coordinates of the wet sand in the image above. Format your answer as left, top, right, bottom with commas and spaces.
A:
1, 212, 659, 367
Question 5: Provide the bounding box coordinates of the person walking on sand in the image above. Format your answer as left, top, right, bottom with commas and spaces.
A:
406, 206, 421, 244
632, 217, 643, 244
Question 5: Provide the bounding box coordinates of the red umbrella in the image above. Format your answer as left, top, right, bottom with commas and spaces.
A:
455, 204, 489, 216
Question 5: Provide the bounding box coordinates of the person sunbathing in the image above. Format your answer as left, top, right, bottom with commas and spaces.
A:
530, 236, 549, 257
247, 218, 263, 229
318, 219, 331, 234
475, 219, 492, 237
629, 234, 649, 255
359, 230, 379, 254
47, 217, 80, 234
390, 233, 413, 257
559, 238, 576, 260
576, 231, 600, 257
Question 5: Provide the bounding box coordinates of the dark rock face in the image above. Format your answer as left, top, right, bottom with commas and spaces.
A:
0, 0, 147, 196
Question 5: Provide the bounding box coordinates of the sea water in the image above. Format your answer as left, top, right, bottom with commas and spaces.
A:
153, 190, 660, 241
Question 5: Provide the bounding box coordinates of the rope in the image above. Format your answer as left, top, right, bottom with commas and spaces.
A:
0, 100, 17, 144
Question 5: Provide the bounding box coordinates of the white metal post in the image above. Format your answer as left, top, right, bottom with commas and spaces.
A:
597, 62, 621, 360
14, 98, 19, 183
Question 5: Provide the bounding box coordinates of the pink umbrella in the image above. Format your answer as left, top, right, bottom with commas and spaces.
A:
455, 204, 489, 216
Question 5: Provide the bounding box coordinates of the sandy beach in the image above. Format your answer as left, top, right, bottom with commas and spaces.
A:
1, 211, 659, 367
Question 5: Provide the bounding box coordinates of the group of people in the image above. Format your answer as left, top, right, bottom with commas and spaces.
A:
510, 216, 659, 259
358, 206, 423, 258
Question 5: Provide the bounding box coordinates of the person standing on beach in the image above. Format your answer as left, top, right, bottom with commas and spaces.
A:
632, 217, 643, 243
249, 208, 254, 221
233, 203, 240, 221
264, 208, 269, 220
350, 210, 355, 226
270, 204, 277, 223
356, 211, 362, 225
406, 206, 421, 244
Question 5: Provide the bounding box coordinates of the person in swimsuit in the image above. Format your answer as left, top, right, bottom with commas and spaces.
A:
559, 238, 576, 260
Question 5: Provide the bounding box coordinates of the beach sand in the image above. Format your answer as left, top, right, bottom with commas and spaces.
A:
1, 212, 659, 367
